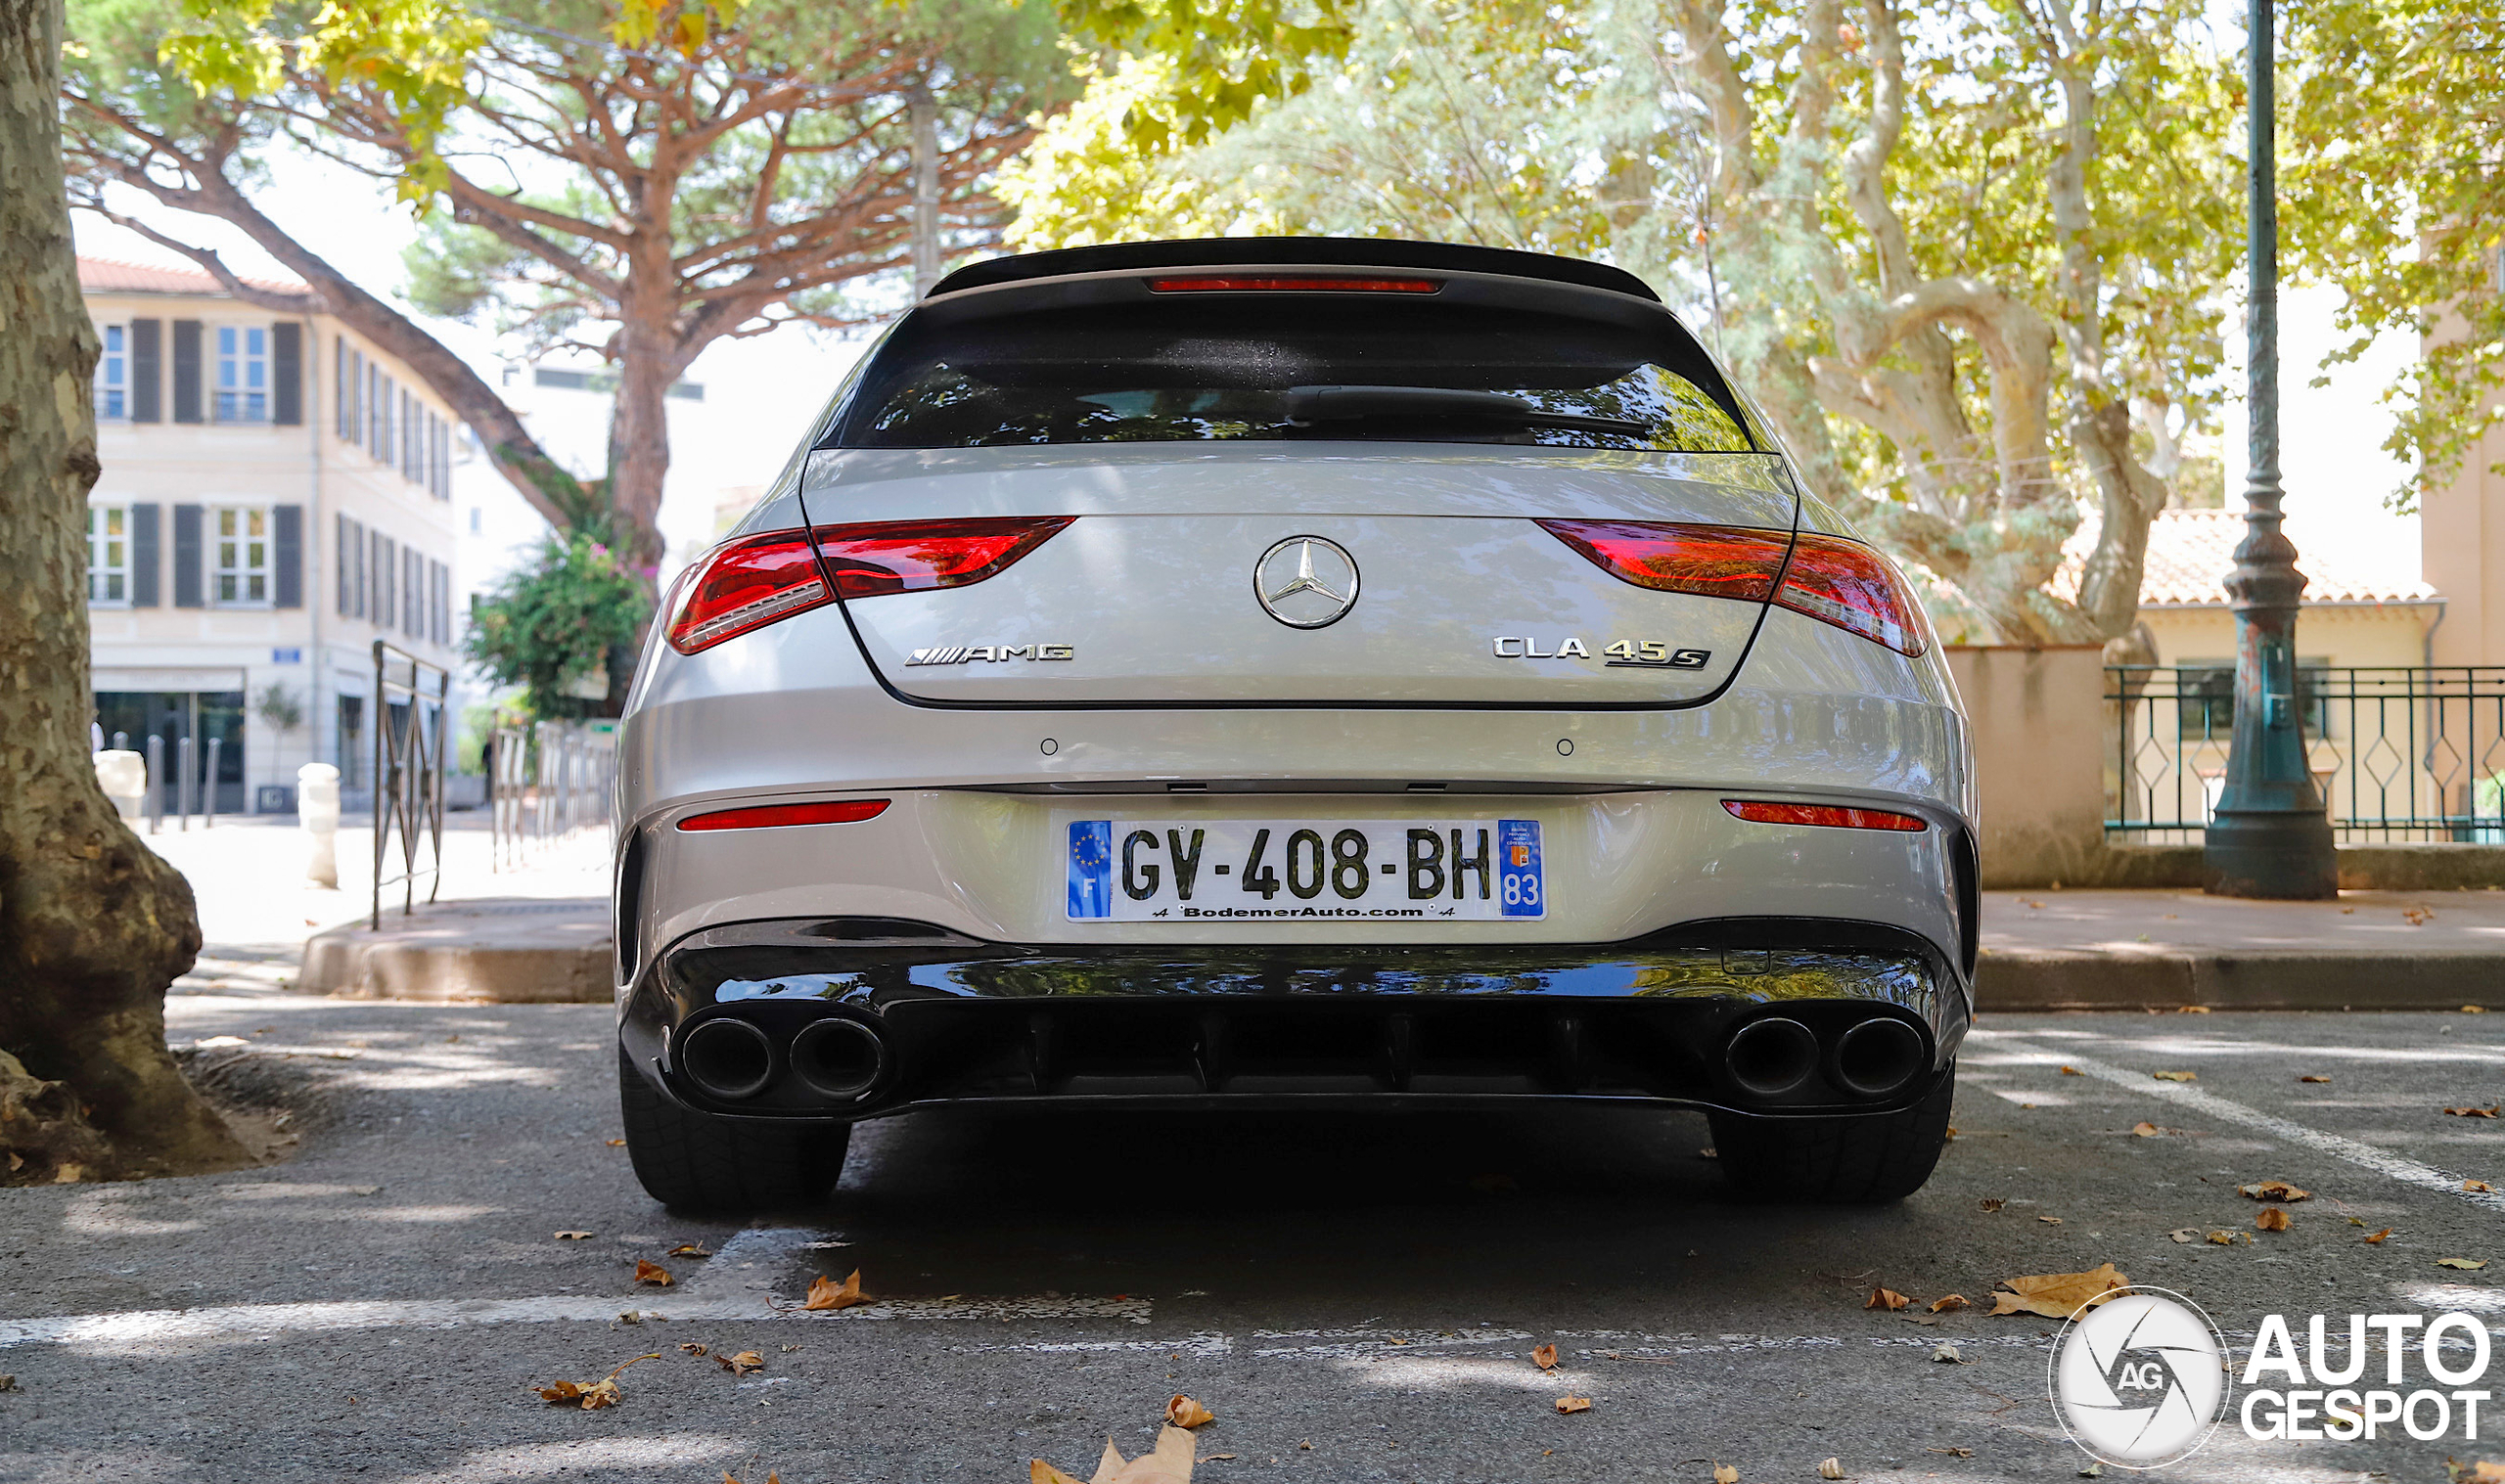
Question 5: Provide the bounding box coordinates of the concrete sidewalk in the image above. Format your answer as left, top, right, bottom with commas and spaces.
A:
1976, 886, 2505, 1010
298, 896, 611, 1002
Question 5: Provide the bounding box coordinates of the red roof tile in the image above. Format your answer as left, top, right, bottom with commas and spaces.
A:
78, 255, 309, 299
2057, 507, 2434, 608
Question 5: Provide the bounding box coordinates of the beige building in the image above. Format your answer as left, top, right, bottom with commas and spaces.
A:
2424, 381, 2505, 668
80, 257, 462, 813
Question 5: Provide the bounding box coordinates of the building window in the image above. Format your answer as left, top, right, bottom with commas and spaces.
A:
214, 326, 270, 424
88, 505, 130, 605
212, 506, 272, 606
96, 325, 128, 420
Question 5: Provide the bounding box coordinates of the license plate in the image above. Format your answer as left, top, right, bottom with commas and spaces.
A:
1066, 818, 1544, 922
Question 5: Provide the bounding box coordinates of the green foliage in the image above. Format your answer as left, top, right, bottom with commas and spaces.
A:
463, 535, 651, 719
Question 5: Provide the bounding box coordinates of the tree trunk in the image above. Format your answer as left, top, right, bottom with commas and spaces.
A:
0, 0, 248, 1183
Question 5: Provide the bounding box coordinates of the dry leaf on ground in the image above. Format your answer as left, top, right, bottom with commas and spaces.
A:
634, 1259, 673, 1286
803, 1270, 866, 1311
2468, 1461, 2505, 1482
1977, 1197, 2006, 1213
2176, 1006, 2210, 1014
2468, 1181, 2495, 1193
1988, 1264, 2128, 1319
2130, 1123, 2163, 1138
1930, 1294, 1969, 1313
554, 1231, 592, 1240
668, 1242, 712, 1258
605, 1138, 626, 1146
1034, 1424, 1198, 1484
1933, 1344, 1962, 1363
535, 1352, 660, 1410
2238, 1181, 2311, 1202
1819, 1459, 1846, 1479
0, 1376, 16, 1393
2255, 1207, 2292, 1232
2364, 1228, 2392, 1244
678, 1342, 708, 1357
1713, 1466, 1740, 1484
1531, 1344, 1559, 1371
714, 1350, 764, 1376
2152, 1070, 2197, 1082
1554, 1395, 1591, 1415
2300, 1075, 2331, 1084
2205, 1230, 2235, 1245
2168, 1229, 2199, 1243
1866, 1287, 1910, 1311
2445, 1104, 2503, 1118
2059, 1066, 2082, 1077
2439, 1258, 2489, 1271
1165, 1395, 1214, 1429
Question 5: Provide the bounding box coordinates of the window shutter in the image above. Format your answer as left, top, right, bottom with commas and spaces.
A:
405, 548, 421, 634
375, 532, 394, 629
273, 504, 303, 607
130, 503, 161, 607
171, 504, 204, 607
273, 323, 302, 425
170, 321, 204, 424
130, 320, 162, 423
335, 513, 351, 615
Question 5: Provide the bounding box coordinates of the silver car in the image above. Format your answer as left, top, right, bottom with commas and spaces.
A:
615, 239, 1974, 1212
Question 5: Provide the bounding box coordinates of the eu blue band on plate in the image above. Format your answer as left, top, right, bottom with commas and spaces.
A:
1069, 819, 1114, 919
1497, 818, 1542, 918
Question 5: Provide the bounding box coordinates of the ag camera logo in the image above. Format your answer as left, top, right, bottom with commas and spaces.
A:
2050, 1287, 2230, 1469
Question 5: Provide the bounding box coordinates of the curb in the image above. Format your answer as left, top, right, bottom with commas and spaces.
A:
1975, 950, 2505, 1012
299, 899, 612, 1004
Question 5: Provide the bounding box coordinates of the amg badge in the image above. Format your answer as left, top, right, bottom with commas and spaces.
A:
906, 643, 1075, 666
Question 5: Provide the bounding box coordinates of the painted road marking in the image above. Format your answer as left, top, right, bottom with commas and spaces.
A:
1969, 1029, 2505, 1216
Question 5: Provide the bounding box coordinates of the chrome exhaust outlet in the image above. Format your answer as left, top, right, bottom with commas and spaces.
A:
678, 1017, 775, 1101
1830, 1017, 1926, 1099
790, 1016, 889, 1102
1724, 1016, 1818, 1098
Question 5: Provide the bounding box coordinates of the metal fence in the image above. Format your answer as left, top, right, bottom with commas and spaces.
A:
374, 640, 451, 927
2108, 665, 2505, 843
489, 720, 618, 870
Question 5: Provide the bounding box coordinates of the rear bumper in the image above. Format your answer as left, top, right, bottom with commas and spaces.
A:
617, 915, 1971, 1123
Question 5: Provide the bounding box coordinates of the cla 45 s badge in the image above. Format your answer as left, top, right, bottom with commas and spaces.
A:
1490, 637, 1710, 668
906, 643, 1075, 665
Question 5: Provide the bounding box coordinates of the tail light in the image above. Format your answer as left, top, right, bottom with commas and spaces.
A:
678, 798, 889, 832
1537, 519, 1929, 657
1723, 799, 1928, 832
667, 517, 1070, 655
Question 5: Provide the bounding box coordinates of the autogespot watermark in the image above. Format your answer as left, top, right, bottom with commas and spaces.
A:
2048, 1286, 2497, 1470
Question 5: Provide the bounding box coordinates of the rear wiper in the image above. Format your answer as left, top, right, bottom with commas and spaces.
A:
1282, 384, 1654, 438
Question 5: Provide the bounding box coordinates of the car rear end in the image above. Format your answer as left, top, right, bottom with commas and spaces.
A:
614, 241, 1975, 1209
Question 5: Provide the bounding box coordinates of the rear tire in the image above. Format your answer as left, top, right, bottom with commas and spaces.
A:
617, 1049, 851, 1212
1707, 1061, 1954, 1203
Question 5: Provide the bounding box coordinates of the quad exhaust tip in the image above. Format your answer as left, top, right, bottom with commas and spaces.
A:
1723, 1013, 1925, 1102
1830, 1016, 1924, 1099
1724, 1016, 1818, 1097
792, 1016, 889, 1101
678, 1017, 776, 1101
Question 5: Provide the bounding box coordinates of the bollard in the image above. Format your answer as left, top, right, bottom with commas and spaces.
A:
112, 730, 128, 751
298, 762, 341, 888
146, 734, 164, 833
204, 738, 221, 828
176, 736, 195, 831
93, 749, 146, 822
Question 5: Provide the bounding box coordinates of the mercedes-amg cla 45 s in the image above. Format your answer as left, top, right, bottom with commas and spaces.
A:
614, 238, 1975, 1212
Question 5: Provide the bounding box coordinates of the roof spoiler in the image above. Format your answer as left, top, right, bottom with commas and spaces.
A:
928, 237, 1662, 304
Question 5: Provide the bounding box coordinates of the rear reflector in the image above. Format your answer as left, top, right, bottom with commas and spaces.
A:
665, 529, 832, 654
1722, 799, 1927, 832
811, 517, 1072, 601
666, 518, 1071, 654
1536, 519, 1930, 656
1146, 275, 1440, 293
678, 799, 890, 832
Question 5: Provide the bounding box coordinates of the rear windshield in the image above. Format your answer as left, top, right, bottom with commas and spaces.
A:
830, 298, 1755, 453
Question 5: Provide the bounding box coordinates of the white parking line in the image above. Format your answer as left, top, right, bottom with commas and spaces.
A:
1968, 1029, 2505, 1215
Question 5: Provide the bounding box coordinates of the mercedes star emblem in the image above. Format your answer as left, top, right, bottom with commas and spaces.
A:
1253, 535, 1361, 629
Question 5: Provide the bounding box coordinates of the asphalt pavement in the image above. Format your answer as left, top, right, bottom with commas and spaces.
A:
7, 991, 2505, 1483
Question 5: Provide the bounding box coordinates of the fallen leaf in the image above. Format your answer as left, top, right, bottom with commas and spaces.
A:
1928, 1446, 1976, 1459
803, 1270, 866, 1311
678, 1342, 708, 1357
555, 1231, 593, 1240
2471, 1181, 2496, 1194
2153, 1070, 2197, 1082
2238, 1181, 2311, 1202
1165, 1395, 1214, 1429
1977, 1196, 2006, 1213
2175, 1005, 2210, 1013
1035, 1424, 1199, 1484
1820, 1459, 1846, 1480
1531, 1344, 1559, 1371
2364, 1228, 2392, 1243
1696, 1147, 1717, 1160
1987, 1263, 2129, 1319
2205, 1230, 2235, 1245
0, 1375, 16, 1392
634, 1259, 673, 1286
1554, 1395, 1591, 1415
714, 1350, 764, 1376
667, 1242, 713, 1258
2404, 908, 2436, 926
2059, 1066, 2083, 1077
2300, 1075, 2331, 1084
606, 1138, 626, 1146
2255, 1207, 2291, 1232
1930, 1294, 1969, 1313
2470, 1462, 2505, 1482
2469, 1005, 2489, 1013
2166, 1227, 2198, 1243
2439, 1258, 2489, 1271
535, 1352, 660, 1411
1943, 1127, 1957, 1141
1866, 1287, 1910, 1311
2130, 1122, 2164, 1138
2039, 1216, 2063, 1226
2448, 1104, 2504, 1119
1713, 1467, 1740, 1484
